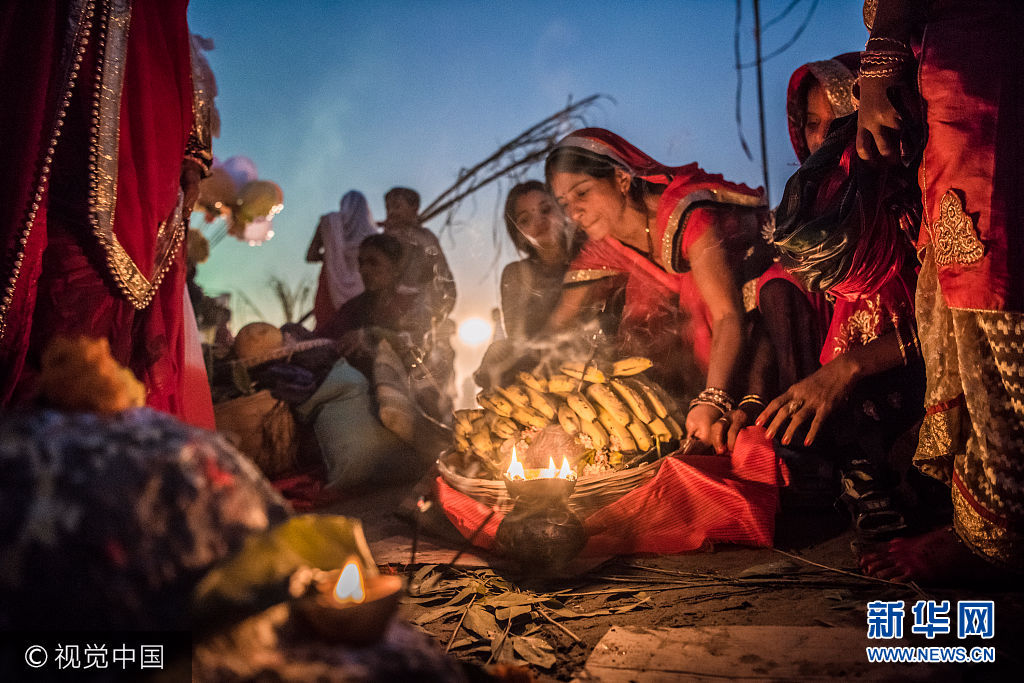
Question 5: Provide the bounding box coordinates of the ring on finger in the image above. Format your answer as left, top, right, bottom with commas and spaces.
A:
787, 399, 803, 412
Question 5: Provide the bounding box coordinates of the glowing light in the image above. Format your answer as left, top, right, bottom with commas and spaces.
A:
557, 456, 575, 480
539, 457, 557, 478
505, 446, 526, 480
458, 317, 493, 346
333, 560, 365, 603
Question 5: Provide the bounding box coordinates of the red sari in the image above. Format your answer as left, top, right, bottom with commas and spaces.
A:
0, 1, 213, 427
561, 129, 765, 390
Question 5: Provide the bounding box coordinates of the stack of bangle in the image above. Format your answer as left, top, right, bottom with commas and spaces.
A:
689, 387, 735, 416
860, 37, 914, 80
738, 394, 767, 411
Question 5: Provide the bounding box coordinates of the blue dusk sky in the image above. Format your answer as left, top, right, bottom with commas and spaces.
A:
187, 0, 867, 392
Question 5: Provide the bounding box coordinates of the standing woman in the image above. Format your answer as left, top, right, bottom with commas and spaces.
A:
545, 128, 767, 447
307, 190, 379, 328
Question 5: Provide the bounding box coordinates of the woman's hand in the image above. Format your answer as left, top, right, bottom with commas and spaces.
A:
685, 402, 724, 447
709, 407, 753, 454
856, 74, 903, 165
756, 355, 860, 446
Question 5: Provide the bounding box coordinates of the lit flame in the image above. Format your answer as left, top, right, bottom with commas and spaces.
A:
557, 456, 575, 480
333, 560, 365, 603
539, 457, 558, 478
505, 446, 526, 480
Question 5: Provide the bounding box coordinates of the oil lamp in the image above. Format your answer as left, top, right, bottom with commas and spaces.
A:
293, 557, 404, 645
493, 447, 586, 575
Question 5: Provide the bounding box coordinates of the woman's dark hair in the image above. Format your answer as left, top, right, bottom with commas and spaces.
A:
503, 180, 547, 258
544, 146, 661, 208
359, 232, 404, 264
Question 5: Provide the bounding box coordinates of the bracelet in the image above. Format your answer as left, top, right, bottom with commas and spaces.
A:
739, 394, 767, 410
859, 66, 906, 79
689, 387, 735, 416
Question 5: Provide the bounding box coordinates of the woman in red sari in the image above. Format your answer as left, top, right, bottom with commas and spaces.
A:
0, 1, 214, 428
545, 128, 768, 449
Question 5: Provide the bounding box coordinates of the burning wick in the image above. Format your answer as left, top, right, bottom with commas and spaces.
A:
333, 560, 365, 604
506, 446, 526, 480
557, 456, 575, 480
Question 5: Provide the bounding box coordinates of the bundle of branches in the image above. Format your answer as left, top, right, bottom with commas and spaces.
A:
419, 94, 609, 238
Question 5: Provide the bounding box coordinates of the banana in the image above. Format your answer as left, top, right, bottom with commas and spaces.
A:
525, 386, 558, 421
497, 384, 531, 408
454, 434, 470, 452
490, 416, 519, 440
517, 371, 548, 393
470, 425, 496, 454
665, 415, 685, 440
647, 417, 672, 442
455, 419, 473, 438
511, 405, 548, 429
611, 356, 653, 377
627, 420, 654, 452
479, 392, 514, 418
610, 379, 653, 424
587, 383, 632, 425
566, 392, 598, 422
560, 361, 607, 383
557, 403, 581, 435
625, 377, 668, 419
579, 418, 609, 450
599, 408, 637, 452
546, 373, 577, 395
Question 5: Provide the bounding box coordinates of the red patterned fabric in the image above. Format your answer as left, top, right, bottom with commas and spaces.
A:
436, 427, 788, 556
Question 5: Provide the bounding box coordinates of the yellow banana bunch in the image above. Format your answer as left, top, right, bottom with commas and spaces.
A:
611, 356, 653, 376
625, 377, 668, 419
647, 416, 672, 442
627, 420, 654, 452
579, 417, 609, 450
511, 405, 548, 430
490, 416, 519, 440
497, 384, 531, 409
560, 360, 607, 383
599, 407, 637, 452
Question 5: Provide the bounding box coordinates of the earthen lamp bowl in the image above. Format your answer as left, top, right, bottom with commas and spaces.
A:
293, 571, 404, 645
503, 475, 576, 502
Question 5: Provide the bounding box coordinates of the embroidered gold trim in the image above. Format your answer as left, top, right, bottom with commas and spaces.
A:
563, 268, 620, 284
660, 189, 766, 274
87, 0, 181, 310
862, 0, 877, 32
557, 135, 630, 170
830, 294, 883, 358
931, 189, 984, 267
805, 60, 856, 119
741, 278, 758, 313
953, 483, 1024, 570
0, 0, 94, 342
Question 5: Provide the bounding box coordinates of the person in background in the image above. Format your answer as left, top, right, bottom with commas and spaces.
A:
306, 190, 379, 329
856, 0, 1024, 583
0, 1, 214, 429
381, 186, 457, 323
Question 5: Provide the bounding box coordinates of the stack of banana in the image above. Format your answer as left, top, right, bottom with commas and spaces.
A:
450, 356, 686, 478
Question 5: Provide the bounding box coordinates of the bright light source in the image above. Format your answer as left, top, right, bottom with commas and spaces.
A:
458, 317, 492, 346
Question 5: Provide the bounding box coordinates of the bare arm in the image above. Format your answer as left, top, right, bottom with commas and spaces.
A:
500, 262, 530, 341
305, 221, 324, 262
757, 331, 908, 446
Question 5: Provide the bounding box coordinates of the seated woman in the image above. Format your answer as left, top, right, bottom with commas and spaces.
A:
500, 181, 581, 341
475, 181, 586, 389
757, 53, 929, 544
545, 128, 769, 449
306, 190, 380, 328
317, 233, 451, 454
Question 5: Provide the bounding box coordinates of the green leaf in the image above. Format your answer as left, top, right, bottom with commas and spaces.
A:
512, 635, 557, 669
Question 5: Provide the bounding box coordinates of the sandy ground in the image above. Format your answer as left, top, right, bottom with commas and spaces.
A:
322, 480, 1024, 682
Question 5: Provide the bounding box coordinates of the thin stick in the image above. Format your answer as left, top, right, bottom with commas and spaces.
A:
485, 618, 513, 666
444, 594, 477, 654
536, 606, 581, 643
449, 508, 498, 566
771, 547, 927, 596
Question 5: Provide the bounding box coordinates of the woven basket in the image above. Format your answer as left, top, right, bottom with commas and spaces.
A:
438, 452, 664, 518
214, 390, 298, 479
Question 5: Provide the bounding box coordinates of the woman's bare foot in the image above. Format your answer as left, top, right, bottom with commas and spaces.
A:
859, 526, 1012, 586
